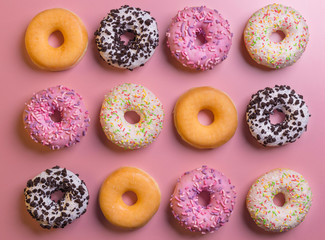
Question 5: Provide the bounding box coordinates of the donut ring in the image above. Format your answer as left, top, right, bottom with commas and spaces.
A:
25, 8, 88, 71
170, 166, 236, 234
100, 83, 164, 150
99, 167, 161, 228
174, 86, 237, 149
95, 5, 159, 70
244, 3, 309, 69
246, 85, 310, 146
24, 166, 89, 229
23, 85, 90, 150
166, 6, 233, 70
246, 168, 312, 232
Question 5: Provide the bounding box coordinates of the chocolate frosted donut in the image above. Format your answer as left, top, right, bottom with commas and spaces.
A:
95, 5, 159, 70
246, 85, 310, 146
24, 166, 89, 229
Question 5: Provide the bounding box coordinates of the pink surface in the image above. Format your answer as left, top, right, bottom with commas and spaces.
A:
0, 0, 324, 239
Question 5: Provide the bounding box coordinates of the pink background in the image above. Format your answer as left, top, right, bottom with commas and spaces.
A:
0, 0, 324, 239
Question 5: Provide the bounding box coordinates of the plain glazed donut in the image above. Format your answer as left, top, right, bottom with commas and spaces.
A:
24, 166, 89, 229
23, 85, 90, 150
246, 85, 310, 146
25, 8, 88, 71
170, 166, 236, 234
246, 168, 312, 232
244, 3, 309, 69
174, 86, 237, 149
95, 5, 159, 70
100, 83, 164, 150
99, 167, 161, 228
166, 6, 233, 70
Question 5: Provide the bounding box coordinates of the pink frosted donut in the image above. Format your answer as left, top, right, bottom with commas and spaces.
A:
166, 6, 233, 70
170, 166, 236, 234
23, 85, 90, 150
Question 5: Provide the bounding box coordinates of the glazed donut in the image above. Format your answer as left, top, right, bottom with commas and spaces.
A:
24, 166, 89, 229
100, 83, 164, 150
174, 86, 237, 149
246, 85, 310, 146
25, 8, 88, 71
95, 5, 159, 70
244, 3, 309, 69
246, 168, 312, 232
170, 166, 236, 234
23, 85, 90, 150
99, 167, 161, 228
166, 6, 233, 70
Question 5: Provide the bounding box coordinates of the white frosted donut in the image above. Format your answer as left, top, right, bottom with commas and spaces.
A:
246, 168, 312, 232
246, 85, 310, 147
24, 166, 89, 229
100, 83, 164, 149
95, 5, 159, 70
244, 3, 309, 69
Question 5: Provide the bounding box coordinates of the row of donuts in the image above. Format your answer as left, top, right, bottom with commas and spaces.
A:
24, 165, 312, 233
23, 83, 310, 150
25, 4, 309, 71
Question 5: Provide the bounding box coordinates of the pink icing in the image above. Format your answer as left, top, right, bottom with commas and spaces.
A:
170, 165, 236, 234
166, 6, 233, 70
23, 85, 90, 150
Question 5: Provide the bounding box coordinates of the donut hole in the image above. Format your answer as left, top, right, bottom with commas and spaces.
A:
120, 30, 136, 45
50, 109, 63, 123
122, 191, 138, 206
198, 110, 214, 126
194, 28, 207, 46
270, 30, 286, 43
48, 31, 64, 48
124, 111, 141, 124
273, 193, 286, 207
270, 109, 285, 125
198, 190, 211, 207
51, 190, 65, 203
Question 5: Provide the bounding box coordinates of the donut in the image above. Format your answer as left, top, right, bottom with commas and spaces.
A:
246, 85, 310, 147
246, 168, 312, 232
174, 86, 237, 149
166, 6, 233, 70
99, 167, 161, 228
170, 166, 236, 234
244, 3, 309, 69
100, 83, 164, 150
95, 5, 159, 70
23, 85, 90, 150
25, 8, 88, 71
24, 166, 89, 229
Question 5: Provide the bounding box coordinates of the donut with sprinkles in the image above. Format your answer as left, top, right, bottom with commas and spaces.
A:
170, 166, 236, 234
23, 85, 90, 150
244, 3, 309, 69
100, 83, 164, 150
246, 85, 310, 147
246, 168, 312, 232
166, 6, 233, 70
95, 5, 159, 70
24, 166, 89, 229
